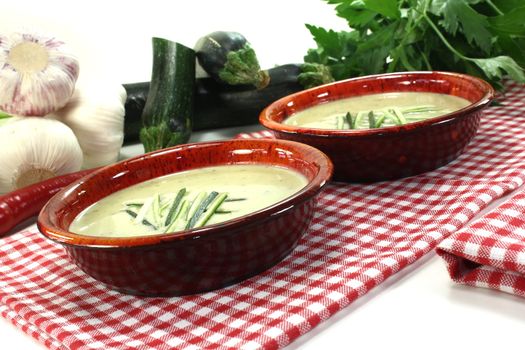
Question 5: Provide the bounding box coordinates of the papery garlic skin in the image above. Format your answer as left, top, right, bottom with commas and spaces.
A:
0, 117, 83, 194
0, 32, 79, 116
51, 83, 127, 169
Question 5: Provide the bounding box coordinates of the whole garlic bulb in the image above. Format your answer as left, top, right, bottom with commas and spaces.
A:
0, 117, 83, 194
51, 82, 127, 169
0, 32, 79, 116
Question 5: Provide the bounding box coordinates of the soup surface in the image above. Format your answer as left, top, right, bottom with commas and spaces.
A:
69, 164, 308, 237
283, 92, 470, 130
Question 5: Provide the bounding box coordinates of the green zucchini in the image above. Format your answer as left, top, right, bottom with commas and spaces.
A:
123, 63, 336, 144
123, 64, 301, 143
140, 37, 195, 152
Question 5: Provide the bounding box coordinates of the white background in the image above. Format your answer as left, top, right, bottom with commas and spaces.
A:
1, 1, 525, 349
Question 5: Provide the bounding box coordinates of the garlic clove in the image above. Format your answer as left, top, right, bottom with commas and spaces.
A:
0, 117, 83, 194
50, 82, 126, 168
0, 32, 79, 117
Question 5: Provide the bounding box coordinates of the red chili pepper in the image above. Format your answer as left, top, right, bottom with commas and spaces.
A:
0, 168, 95, 237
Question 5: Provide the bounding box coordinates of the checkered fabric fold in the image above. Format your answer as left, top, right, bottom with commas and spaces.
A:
1, 83, 524, 350
437, 186, 525, 297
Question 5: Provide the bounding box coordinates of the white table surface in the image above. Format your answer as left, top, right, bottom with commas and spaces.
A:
1, 1, 524, 349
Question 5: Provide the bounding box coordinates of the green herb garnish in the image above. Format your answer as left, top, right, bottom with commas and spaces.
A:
164, 188, 186, 226
125, 203, 143, 209
338, 104, 449, 129
345, 112, 356, 129
368, 111, 377, 128
374, 112, 387, 128
185, 191, 219, 229
124, 189, 241, 233
224, 197, 247, 202
304, 0, 525, 91
123, 209, 157, 229
390, 108, 407, 125
353, 111, 367, 129
193, 193, 228, 228
165, 200, 190, 233
336, 115, 346, 129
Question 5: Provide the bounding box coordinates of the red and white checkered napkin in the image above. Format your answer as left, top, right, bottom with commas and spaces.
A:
437, 186, 525, 297
1, 83, 524, 350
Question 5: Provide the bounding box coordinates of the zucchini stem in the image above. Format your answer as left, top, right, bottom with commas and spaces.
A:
298, 63, 335, 89
218, 45, 270, 89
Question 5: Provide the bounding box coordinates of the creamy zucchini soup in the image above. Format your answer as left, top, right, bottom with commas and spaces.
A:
283, 92, 470, 130
70, 164, 308, 237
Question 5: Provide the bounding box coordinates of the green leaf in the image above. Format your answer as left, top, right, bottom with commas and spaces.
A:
305, 24, 343, 59
362, 0, 400, 19
433, 0, 493, 53
330, 0, 378, 29
354, 22, 398, 74
490, 0, 524, 13
472, 55, 525, 83
488, 6, 525, 35
497, 35, 525, 67
329, 62, 359, 81
304, 24, 359, 68
305, 0, 525, 91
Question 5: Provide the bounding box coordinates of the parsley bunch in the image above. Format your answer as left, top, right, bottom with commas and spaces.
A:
304, 0, 525, 90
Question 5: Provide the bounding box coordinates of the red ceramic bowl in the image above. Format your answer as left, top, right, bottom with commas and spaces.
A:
37, 139, 332, 296
260, 71, 494, 182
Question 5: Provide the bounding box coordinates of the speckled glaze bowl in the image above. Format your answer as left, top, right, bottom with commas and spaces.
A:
37, 139, 332, 296
260, 71, 494, 182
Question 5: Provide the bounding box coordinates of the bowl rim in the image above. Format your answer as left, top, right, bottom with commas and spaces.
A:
259, 70, 495, 137
37, 139, 333, 249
